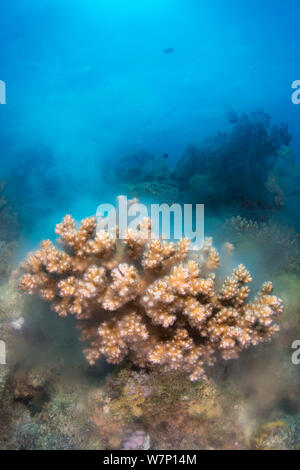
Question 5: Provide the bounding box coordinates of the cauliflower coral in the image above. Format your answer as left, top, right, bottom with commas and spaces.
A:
18, 208, 283, 381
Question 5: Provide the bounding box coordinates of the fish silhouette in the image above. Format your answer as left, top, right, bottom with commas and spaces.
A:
164, 47, 175, 54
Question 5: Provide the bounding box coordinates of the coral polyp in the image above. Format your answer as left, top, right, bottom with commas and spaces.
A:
18, 210, 283, 381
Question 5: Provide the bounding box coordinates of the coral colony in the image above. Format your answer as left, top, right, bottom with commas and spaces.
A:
19, 200, 283, 381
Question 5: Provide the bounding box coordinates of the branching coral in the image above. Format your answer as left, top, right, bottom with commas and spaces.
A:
18, 210, 283, 381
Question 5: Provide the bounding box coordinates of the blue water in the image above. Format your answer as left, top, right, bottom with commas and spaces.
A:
0, 0, 299, 241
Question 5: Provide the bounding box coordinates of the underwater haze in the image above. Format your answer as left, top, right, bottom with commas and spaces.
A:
1, 0, 300, 451
0, 0, 300, 236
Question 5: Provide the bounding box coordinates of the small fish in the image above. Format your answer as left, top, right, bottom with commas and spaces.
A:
164, 47, 175, 54
163, 153, 169, 159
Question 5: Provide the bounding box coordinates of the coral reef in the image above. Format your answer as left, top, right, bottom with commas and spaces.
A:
108, 150, 170, 186
125, 180, 179, 204
225, 216, 300, 273
0, 240, 17, 282
2, 353, 300, 450
0, 366, 105, 450
106, 111, 300, 221
18, 207, 283, 381
106, 150, 178, 203
254, 418, 300, 450
87, 368, 250, 450
266, 146, 300, 208
173, 110, 296, 213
